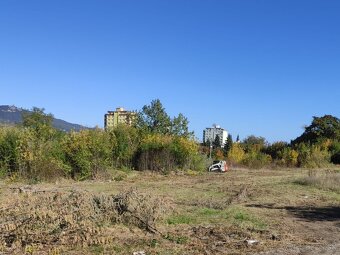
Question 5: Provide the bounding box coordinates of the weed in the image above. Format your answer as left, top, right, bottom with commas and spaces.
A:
90, 245, 104, 254
164, 234, 189, 244
295, 170, 340, 192
226, 207, 268, 231
149, 239, 159, 248
198, 207, 222, 216
167, 214, 195, 225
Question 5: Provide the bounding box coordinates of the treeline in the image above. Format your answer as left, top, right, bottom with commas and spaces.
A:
0, 101, 339, 182
206, 115, 340, 169
0, 101, 207, 181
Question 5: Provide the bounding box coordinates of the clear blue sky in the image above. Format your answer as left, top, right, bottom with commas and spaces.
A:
1, 0, 339, 143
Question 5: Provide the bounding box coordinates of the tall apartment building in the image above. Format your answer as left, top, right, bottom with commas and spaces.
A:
104, 107, 136, 129
203, 124, 228, 147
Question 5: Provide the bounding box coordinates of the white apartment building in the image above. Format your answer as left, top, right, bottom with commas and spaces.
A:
203, 124, 228, 147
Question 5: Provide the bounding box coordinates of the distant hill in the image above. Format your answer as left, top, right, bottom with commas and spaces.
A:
0, 105, 89, 132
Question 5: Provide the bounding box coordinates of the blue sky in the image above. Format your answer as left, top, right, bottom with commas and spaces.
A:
0, 0, 339, 142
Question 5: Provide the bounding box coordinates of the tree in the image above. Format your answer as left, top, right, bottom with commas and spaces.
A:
224, 134, 233, 156
292, 115, 340, 145
213, 134, 221, 148
136, 99, 192, 137
136, 99, 171, 135
22, 107, 54, 139
265, 141, 289, 160
236, 135, 240, 143
227, 143, 245, 164
242, 135, 267, 152
171, 113, 193, 138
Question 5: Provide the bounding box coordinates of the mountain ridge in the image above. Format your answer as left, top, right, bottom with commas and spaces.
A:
0, 105, 89, 131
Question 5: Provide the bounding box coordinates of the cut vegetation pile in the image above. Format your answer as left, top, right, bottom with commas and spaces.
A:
0, 187, 166, 253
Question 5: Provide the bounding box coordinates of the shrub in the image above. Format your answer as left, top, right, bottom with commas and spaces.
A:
227, 143, 245, 164
0, 127, 20, 175
297, 144, 330, 168
242, 150, 272, 169
135, 134, 202, 172
62, 129, 111, 180
110, 125, 139, 169
17, 128, 67, 181
279, 147, 299, 167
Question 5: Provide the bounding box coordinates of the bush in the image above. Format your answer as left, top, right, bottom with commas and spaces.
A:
227, 143, 245, 164
331, 152, 340, 164
110, 125, 139, 169
0, 127, 20, 175
280, 147, 299, 167
297, 144, 330, 168
242, 151, 272, 169
330, 141, 340, 164
17, 128, 67, 181
62, 129, 111, 180
135, 134, 202, 172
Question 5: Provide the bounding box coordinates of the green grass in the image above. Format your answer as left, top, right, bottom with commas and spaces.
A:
197, 207, 222, 216
225, 207, 268, 231
167, 214, 196, 225
164, 234, 189, 244
89, 245, 104, 254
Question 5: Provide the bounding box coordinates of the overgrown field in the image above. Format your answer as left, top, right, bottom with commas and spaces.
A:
1, 168, 339, 255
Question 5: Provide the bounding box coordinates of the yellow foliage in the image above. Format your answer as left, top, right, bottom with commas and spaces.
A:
228, 143, 245, 163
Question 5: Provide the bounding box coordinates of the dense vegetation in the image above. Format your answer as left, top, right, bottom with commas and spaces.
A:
211, 115, 340, 169
0, 100, 339, 181
0, 100, 207, 181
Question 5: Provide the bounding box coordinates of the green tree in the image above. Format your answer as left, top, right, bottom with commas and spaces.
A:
265, 141, 289, 160
292, 115, 340, 145
242, 135, 267, 152
136, 99, 171, 135
224, 134, 233, 156
170, 113, 193, 138
22, 107, 54, 140
135, 99, 192, 138
213, 134, 221, 148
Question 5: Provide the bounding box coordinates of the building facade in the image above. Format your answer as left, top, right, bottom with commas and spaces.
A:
203, 124, 228, 147
104, 107, 136, 129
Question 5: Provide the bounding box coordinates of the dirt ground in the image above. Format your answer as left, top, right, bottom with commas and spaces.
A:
0, 168, 339, 255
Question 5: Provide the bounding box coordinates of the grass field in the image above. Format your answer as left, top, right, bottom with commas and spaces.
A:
0, 168, 339, 254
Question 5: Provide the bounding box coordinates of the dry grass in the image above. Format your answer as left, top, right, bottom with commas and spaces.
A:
0, 187, 168, 254
295, 169, 340, 192
0, 167, 339, 254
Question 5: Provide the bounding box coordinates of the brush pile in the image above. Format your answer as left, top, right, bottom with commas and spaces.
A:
0, 187, 165, 251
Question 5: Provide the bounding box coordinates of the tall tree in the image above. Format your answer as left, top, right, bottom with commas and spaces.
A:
213, 134, 221, 148
242, 135, 267, 152
136, 99, 192, 137
22, 107, 54, 139
136, 99, 171, 135
292, 115, 340, 145
171, 113, 193, 138
224, 134, 233, 156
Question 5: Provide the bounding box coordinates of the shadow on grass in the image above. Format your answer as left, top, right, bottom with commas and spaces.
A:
246, 203, 340, 222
